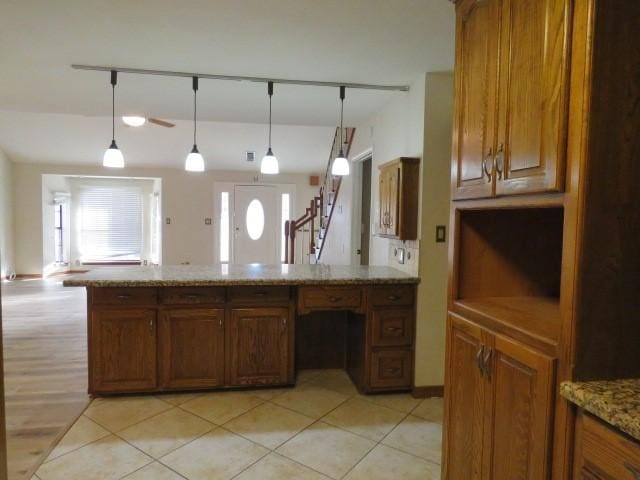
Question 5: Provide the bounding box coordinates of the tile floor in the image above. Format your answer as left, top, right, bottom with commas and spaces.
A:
33, 369, 442, 480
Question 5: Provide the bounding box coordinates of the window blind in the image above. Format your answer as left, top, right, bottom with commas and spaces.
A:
78, 186, 143, 262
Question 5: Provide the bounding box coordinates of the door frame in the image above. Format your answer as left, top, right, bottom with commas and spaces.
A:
350, 148, 373, 265
213, 182, 296, 264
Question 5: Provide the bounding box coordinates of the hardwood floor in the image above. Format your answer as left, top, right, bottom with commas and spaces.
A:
1, 278, 89, 480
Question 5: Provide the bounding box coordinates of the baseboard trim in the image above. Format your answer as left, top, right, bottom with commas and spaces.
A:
10, 274, 42, 280
412, 385, 444, 398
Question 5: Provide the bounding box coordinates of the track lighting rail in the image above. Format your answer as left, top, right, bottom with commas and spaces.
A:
71, 64, 410, 92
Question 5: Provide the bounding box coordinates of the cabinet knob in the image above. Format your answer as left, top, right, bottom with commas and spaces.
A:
482, 148, 493, 182
149, 318, 154, 335
384, 367, 401, 375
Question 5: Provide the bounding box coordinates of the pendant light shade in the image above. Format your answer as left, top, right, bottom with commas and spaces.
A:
261, 81, 279, 174
185, 76, 205, 172
103, 71, 125, 168
331, 86, 349, 176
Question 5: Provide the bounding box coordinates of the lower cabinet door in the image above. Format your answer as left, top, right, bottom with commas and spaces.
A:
443, 314, 485, 480
486, 333, 555, 480
227, 308, 291, 386
91, 308, 157, 393
159, 308, 225, 389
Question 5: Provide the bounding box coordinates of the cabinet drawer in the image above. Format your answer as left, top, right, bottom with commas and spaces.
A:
578, 412, 640, 480
161, 287, 225, 305
92, 287, 158, 306
229, 286, 290, 304
371, 308, 414, 347
298, 286, 363, 310
370, 349, 412, 389
370, 285, 415, 307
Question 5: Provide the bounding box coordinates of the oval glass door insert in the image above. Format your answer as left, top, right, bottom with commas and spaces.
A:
246, 199, 265, 240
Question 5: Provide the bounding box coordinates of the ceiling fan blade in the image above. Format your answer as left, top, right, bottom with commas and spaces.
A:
148, 118, 175, 128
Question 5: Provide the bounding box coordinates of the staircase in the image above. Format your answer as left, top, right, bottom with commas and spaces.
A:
284, 126, 355, 264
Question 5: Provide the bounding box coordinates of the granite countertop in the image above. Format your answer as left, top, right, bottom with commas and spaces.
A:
560, 379, 640, 441
62, 264, 420, 287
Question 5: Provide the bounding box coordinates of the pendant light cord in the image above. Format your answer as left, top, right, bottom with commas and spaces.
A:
110, 70, 117, 143
268, 81, 274, 149
339, 86, 345, 153
193, 76, 198, 147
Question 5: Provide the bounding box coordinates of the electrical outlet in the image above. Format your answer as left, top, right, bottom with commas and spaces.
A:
205, 218, 212, 225
166, 217, 171, 225
436, 225, 446, 243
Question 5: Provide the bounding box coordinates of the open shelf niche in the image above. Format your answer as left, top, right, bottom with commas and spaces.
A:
453, 207, 564, 346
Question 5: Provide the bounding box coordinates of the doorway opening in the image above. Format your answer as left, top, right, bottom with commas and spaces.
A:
359, 157, 372, 265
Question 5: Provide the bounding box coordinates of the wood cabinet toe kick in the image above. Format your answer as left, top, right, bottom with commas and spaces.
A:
86, 283, 417, 396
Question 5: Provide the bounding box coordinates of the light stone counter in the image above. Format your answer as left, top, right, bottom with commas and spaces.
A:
63, 264, 420, 287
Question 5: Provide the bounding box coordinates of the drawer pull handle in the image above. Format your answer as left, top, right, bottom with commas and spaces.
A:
253, 291, 268, 296
385, 326, 401, 332
180, 293, 202, 299
384, 367, 401, 375
625, 463, 640, 479
149, 318, 154, 335
116, 294, 132, 300
328, 296, 342, 302
387, 295, 400, 301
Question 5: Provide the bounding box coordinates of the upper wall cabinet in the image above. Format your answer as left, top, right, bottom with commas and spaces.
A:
378, 157, 420, 240
451, 0, 571, 200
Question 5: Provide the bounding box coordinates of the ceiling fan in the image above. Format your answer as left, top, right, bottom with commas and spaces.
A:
122, 116, 175, 128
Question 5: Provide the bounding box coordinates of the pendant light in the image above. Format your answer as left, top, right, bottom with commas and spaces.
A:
103, 70, 125, 168
185, 76, 205, 172
331, 86, 349, 176
261, 81, 279, 174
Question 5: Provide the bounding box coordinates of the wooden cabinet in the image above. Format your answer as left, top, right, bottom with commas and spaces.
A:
573, 412, 640, 480
90, 308, 157, 393
452, 0, 570, 199
227, 308, 292, 386
443, 314, 555, 480
377, 157, 419, 239
159, 308, 225, 389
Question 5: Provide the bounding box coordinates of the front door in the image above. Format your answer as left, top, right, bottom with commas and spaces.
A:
233, 185, 279, 264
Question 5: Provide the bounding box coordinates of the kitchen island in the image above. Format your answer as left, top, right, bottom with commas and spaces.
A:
64, 265, 420, 396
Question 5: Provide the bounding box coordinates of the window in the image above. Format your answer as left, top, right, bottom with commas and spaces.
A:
281, 193, 290, 262
219, 192, 230, 262
54, 203, 67, 264
78, 186, 143, 262
246, 199, 265, 240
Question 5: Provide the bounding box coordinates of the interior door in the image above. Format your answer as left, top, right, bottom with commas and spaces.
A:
451, 0, 500, 200
233, 185, 278, 264
443, 314, 486, 480
486, 333, 555, 480
495, 0, 569, 195
159, 308, 225, 389
227, 307, 290, 386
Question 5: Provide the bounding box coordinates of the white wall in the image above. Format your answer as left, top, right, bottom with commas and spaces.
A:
13, 162, 317, 275
0, 148, 14, 277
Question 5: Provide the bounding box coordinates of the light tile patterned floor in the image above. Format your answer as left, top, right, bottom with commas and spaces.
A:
35, 370, 443, 480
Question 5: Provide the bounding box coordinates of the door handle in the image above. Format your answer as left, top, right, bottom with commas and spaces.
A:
149, 318, 154, 335
495, 143, 504, 180
218, 318, 224, 329
482, 347, 493, 380
625, 462, 640, 479
482, 148, 493, 182
385, 326, 402, 332
476, 345, 485, 376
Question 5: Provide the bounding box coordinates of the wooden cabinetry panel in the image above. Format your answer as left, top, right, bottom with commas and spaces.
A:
451, 0, 500, 200
159, 308, 225, 389
298, 286, 362, 312
228, 286, 290, 304
443, 314, 485, 480
488, 334, 554, 480
574, 412, 640, 480
369, 349, 412, 389
92, 287, 157, 306
377, 158, 419, 239
161, 287, 225, 305
227, 308, 291, 386
371, 308, 413, 347
91, 308, 157, 393
496, 0, 569, 195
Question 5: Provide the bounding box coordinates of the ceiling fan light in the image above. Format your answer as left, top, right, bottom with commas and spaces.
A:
185, 145, 205, 172
331, 150, 349, 176
103, 140, 124, 168
261, 148, 279, 174
122, 116, 146, 127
